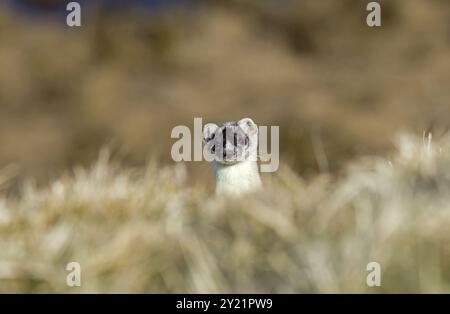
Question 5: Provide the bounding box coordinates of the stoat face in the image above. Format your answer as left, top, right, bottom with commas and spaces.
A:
203, 118, 258, 166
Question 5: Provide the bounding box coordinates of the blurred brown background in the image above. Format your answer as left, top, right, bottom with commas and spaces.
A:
0, 0, 449, 187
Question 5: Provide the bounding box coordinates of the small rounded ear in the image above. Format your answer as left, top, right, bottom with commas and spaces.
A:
203, 123, 218, 143
238, 118, 258, 136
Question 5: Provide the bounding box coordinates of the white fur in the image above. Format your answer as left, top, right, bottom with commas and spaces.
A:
213, 158, 262, 196
204, 118, 262, 197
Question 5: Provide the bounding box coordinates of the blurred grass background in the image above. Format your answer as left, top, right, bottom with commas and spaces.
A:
1, 0, 450, 292
1, 0, 449, 187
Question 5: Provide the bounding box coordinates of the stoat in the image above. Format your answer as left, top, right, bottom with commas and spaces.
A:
203, 118, 262, 196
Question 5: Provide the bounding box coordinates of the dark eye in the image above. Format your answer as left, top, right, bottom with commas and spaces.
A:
234, 133, 237, 146
244, 136, 249, 145
206, 133, 215, 142
211, 145, 215, 153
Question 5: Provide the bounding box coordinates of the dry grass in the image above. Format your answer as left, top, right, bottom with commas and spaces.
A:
1, 0, 450, 293
1, 133, 450, 293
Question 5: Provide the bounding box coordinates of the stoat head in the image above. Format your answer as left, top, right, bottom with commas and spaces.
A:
203, 118, 258, 166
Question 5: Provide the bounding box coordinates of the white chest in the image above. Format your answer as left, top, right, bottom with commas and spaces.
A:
213, 161, 262, 196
